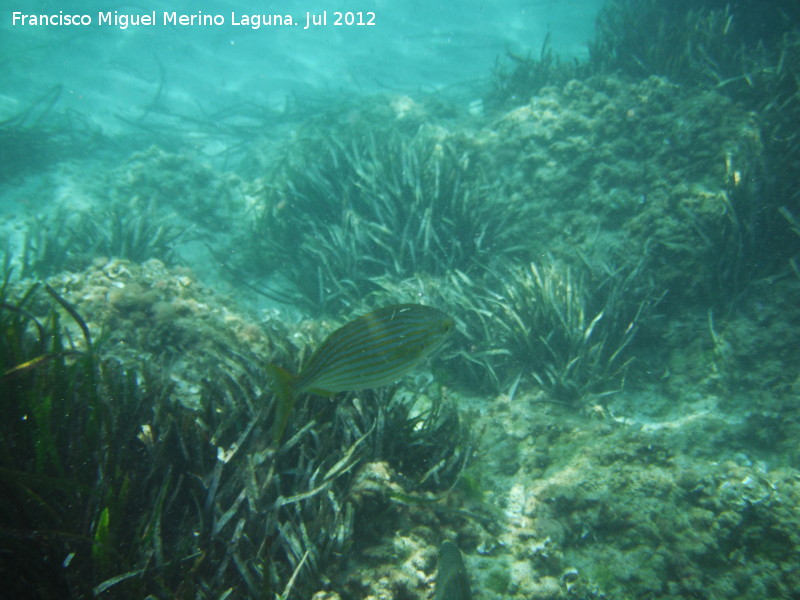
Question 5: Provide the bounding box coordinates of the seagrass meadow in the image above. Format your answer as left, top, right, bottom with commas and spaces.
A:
0, 268, 472, 598
2, 1, 800, 599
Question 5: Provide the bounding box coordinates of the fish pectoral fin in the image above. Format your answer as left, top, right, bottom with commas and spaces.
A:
266, 364, 297, 444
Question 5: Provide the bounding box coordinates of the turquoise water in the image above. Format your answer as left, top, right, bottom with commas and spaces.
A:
2, 1, 598, 132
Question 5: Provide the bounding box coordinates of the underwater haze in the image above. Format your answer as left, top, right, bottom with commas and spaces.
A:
3, 0, 598, 134
2, 1, 800, 599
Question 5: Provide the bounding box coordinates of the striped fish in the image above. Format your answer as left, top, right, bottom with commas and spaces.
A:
267, 304, 455, 442
434, 540, 473, 600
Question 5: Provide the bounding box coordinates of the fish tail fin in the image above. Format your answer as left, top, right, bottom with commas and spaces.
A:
266, 364, 297, 444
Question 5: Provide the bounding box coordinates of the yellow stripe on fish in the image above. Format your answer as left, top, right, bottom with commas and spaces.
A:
267, 304, 455, 442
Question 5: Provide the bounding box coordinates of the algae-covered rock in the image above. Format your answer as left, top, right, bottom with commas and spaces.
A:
40, 258, 290, 408
486, 399, 800, 600
487, 75, 764, 304
103, 145, 248, 230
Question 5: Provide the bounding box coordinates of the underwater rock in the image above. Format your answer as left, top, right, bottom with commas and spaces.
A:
40, 258, 287, 408
491, 75, 763, 304
103, 145, 246, 230
528, 575, 562, 599
311, 593, 342, 600
349, 461, 406, 506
